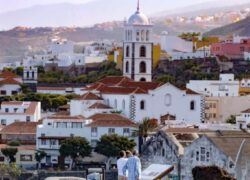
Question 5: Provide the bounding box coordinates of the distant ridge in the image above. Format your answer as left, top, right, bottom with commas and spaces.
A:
204, 16, 250, 36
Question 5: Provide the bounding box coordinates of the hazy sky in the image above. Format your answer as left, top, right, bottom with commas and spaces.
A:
0, 0, 227, 13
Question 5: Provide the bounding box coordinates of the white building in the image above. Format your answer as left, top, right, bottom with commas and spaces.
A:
244, 52, 250, 60
78, 76, 204, 123
236, 108, 250, 129
141, 128, 250, 180
0, 101, 41, 126
49, 39, 74, 56
123, 3, 153, 82
37, 86, 85, 95
187, 74, 239, 97
0, 71, 22, 96
36, 113, 137, 166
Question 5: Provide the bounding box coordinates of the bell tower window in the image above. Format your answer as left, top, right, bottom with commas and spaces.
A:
140, 46, 146, 57
126, 46, 130, 57
139, 61, 146, 73
126, 61, 129, 73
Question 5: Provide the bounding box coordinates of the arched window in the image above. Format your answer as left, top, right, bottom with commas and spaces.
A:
122, 100, 125, 109
139, 61, 146, 73
125, 61, 129, 73
140, 46, 146, 57
140, 78, 146, 82
136, 30, 140, 41
126, 46, 129, 57
190, 101, 195, 110
165, 94, 172, 106
114, 99, 117, 108
146, 30, 149, 41
140, 100, 145, 110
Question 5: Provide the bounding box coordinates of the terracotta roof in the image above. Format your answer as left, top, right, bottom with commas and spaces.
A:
0, 144, 36, 150
75, 92, 103, 100
0, 71, 20, 78
25, 102, 39, 115
241, 108, 250, 113
87, 113, 137, 128
96, 76, 131, 86
0, 122, 40, 134
84, 82, 106, 91
165, 128, 200, 133
46, 115, 86, 122
0, 78, 20, 85
118, 81, 162, 92
88, 102, 112, 109
1, 101, 23, 106
98, 86, 147, 95
185, 88, 200, 95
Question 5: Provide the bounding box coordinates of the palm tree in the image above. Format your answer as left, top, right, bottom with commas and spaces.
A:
138, 118, 158, 153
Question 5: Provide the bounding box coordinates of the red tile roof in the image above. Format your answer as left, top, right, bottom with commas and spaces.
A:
0, 122, 40, 134
88, 102, 112, 109
0, 78, 20, 85
242, 109, 250, 113
0, 144, 36, 150
185, 88, 200, 95
75, 92, 103, 100
0, 71, 20, 78
118, 81, 162, 92
47, 115, 86, 122
37, 87, 66, 91
98, 86, 147, 95
97, 76, 131, 86
87, 113, 137, 128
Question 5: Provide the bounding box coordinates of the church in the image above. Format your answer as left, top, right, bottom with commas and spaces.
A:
70, 2, 205, 124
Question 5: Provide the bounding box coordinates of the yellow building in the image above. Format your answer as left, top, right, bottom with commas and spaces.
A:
193, 37, 219, 50
239, 79, 250, 96
108, 44, 161, 70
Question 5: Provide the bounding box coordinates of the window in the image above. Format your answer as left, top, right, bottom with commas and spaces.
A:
5, 108, 9, 113
140, 46, 146, 57
72, 122, 82, 128
141, 30, 144, 41
162, 148, 165, 157
20, 155, 32, 162
139, 61, 146, 73
146, 30, 149, 41
126, 46, 130, 57
165, 94, 171, 106
91, 140, 98, 147
190, 101, 195, 110
0, 156, 4, 162
56, 122, 67, 128
1, 119, 6, 125
196, 151, 199, 161
123, 128, 130, 136
126, 61, 129, 73
114, 99, 117, 108
108, 128, 115, 134
140, 78, 146, 82
206, 152, 210, 162
122, 100, 126, 110
14, 108, 18, 112
50, 140, 56, 146
41, 139, 46, 145
140, 100, 145, 110
136, 31, 140, 41
0, 90, 6, 95
26, 116, 31, 122
91, 127, 98, 137
200, 147, 206, 161
12, 91, 18, 95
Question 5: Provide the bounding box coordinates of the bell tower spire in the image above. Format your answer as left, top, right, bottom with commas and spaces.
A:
137, 0, 140, 12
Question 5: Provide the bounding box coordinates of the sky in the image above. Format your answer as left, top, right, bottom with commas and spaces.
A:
0, 0, 228, 13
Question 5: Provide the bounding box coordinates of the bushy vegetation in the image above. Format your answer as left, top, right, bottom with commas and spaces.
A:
38, 61, 122, 84
0, 93, 77, 111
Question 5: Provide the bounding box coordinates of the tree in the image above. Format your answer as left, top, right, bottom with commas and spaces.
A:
59, 137, 91, 170
226, 115, 236, 124
0, 163, 22, 179
35, 150, 47, 169
95, 134, 136, 170
138, 118, 158, 153
1, 148, 18, 163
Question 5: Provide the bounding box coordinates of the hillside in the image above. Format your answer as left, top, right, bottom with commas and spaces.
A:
205, 16, 250, 36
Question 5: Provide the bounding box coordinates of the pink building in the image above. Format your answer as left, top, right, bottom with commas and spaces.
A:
211, 39, 250, 59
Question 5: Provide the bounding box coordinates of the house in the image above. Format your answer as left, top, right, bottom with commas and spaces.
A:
37, 85, 85, 95
0, 101, 41, 125
0, 71, 22, 96
141, 128, 250, 180
0, 121, 40, 144
236, 108, 250, 129
78, 76, 204, 123
36, 113, 137, 166
187, 74, 239, 97
239, 78, 250, 96
204, 96, 250, 123
0, 144, 36, 169
211, 38, 250, 59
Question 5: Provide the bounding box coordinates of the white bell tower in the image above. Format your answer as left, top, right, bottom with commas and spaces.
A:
123, 0, 153, 82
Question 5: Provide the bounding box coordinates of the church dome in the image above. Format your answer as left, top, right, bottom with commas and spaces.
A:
128, 11, 150, 25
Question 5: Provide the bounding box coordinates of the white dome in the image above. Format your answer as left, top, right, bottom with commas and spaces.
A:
128, 11, 149, 25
